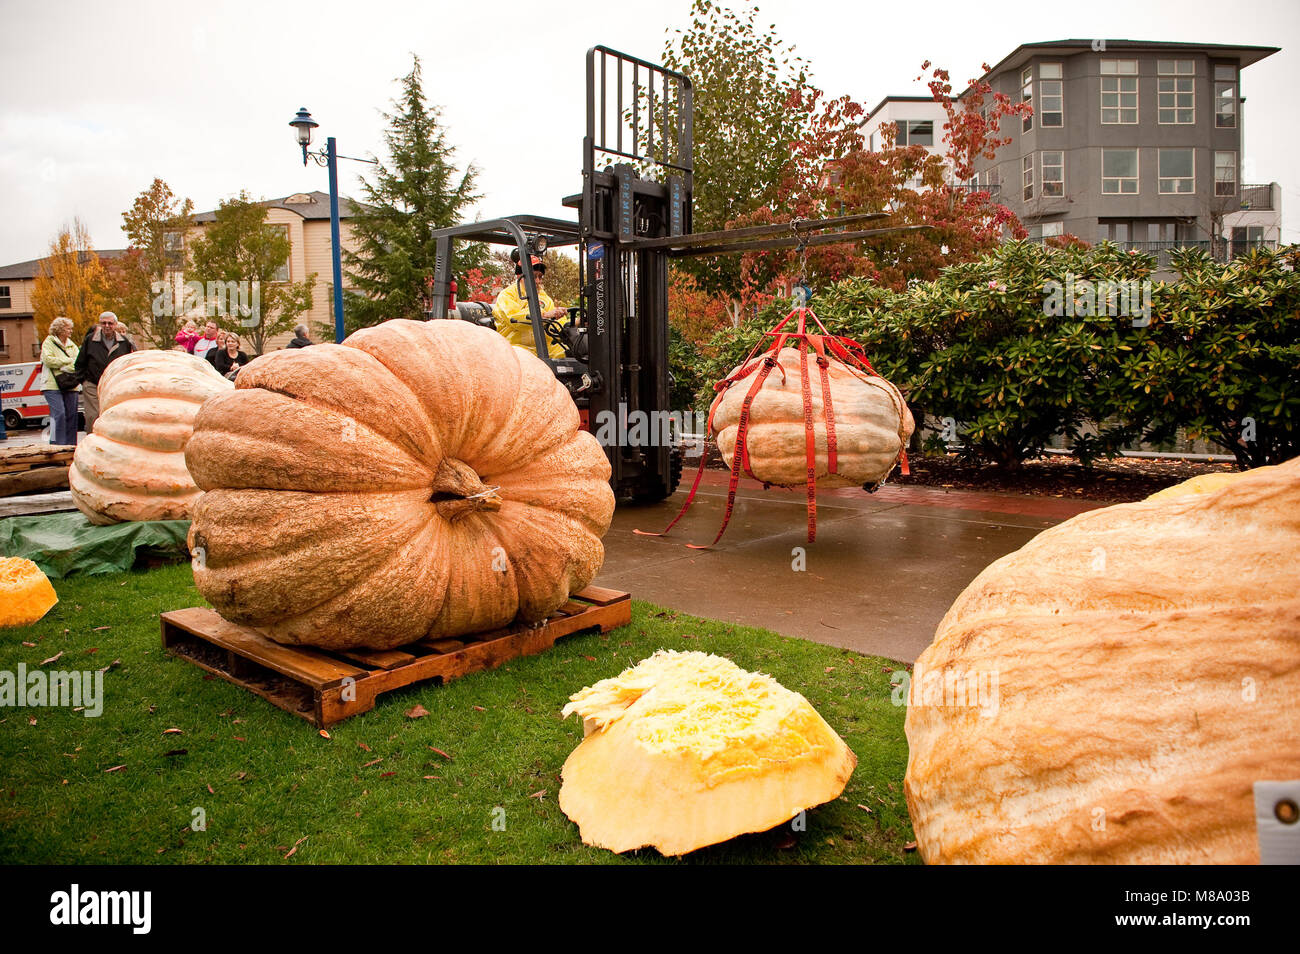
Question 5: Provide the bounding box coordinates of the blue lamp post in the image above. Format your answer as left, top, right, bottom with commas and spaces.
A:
288, 107, 374, 344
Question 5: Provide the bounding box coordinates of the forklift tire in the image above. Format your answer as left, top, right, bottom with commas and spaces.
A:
630, 445, 684, 504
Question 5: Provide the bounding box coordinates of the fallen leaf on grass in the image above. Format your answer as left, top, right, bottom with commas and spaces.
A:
904, 841, 917, 852
527, 790, 547, 801
105, 765, 126, 773
84, 647, 98, 655
824, 667, 836, 673
357, 742, 371, 752
319, 730, 331, 740
232, 736, 246, 742
361, 758, 383, 768
472, 705, 486, 712
206, 784, 215, 794
380, 771, 396, 778
27, 717, 36, 726
857, 804, 873, 814
284, 835, 308, 859
40, 651, 63, 666
428, 746, 452, 760
582, 655, 597, 662
163, 728, 183, 735
21, 641, 34, 648
422, 775, 441, 780
92, 626, 111, 632
404, 704, 430, 719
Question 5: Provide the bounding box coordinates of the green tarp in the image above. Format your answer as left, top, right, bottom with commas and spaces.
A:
0, 511, 191, 579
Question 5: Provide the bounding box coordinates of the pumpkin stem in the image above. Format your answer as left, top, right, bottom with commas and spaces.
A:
430, 458, 502, 520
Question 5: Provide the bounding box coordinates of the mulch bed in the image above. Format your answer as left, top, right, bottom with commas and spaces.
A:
891, 453, 1238, 504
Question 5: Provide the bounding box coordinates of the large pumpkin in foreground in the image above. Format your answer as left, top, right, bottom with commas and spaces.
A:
904, 457, 1300, 864
70, 350, 232, 525
185, 319, 615, 651
710, 347, 913, 489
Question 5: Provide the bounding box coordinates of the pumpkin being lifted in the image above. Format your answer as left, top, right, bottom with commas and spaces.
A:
185, 319, 615, 651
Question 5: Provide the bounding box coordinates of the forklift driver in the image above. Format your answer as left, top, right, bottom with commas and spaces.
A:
492, 252, 570, 359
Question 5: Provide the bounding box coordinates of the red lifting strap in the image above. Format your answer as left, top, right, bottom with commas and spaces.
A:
634, 305, 906, 548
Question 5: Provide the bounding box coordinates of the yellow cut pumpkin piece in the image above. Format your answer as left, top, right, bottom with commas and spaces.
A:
0, 557, 58, 628
559, 649, 856, 856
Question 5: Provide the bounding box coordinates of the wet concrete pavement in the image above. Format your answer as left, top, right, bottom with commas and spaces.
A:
595, 471, 1108, 664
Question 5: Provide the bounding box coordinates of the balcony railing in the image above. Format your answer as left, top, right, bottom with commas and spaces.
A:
1238, 184, 1274, 211
1115, 239, 1276, 268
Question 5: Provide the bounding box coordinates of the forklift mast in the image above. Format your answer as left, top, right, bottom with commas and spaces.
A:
426, 45, 927, 503
565, 46, 693, 503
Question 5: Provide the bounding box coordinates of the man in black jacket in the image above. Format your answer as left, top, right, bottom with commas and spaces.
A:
286, 324, 313, 349
74, 311, 135, 432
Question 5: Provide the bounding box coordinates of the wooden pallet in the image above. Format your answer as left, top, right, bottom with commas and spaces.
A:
160, 586, 632, 727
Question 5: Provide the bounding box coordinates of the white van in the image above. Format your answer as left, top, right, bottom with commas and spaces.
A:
0, 361, 85, 432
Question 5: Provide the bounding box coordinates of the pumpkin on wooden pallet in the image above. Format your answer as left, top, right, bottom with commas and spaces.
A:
639, 306, 912, 547
903, 456, 1300, 864
559, 650, 857, 856
0, 557, 58, 627
185, 319, 615, 652
70, 350, 233, 525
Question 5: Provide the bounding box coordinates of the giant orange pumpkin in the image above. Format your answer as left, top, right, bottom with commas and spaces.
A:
184, 319, 615, 651
710, 347, 913, 489
904, 457, 1300, 864
70, 350, 232, 525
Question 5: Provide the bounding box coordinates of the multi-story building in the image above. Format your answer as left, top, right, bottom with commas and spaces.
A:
0, 190, 361, 365
182, 190, 360, 349
963, 39, 1281, 264
862, 96, 956, 190
0, 250, 127, 366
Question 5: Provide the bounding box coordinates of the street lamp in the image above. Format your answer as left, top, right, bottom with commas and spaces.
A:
287, 107, 374, 344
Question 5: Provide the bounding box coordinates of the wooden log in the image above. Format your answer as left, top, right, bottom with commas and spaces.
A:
0, 466, 70, 497
0, 445, 76, 473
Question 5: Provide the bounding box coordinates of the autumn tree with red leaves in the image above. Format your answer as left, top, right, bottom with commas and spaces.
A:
732, 61, 1032, 297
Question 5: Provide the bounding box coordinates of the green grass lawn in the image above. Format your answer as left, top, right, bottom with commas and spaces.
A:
0, 563, 918, 864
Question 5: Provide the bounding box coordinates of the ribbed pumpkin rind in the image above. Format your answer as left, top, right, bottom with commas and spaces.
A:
69, 350, 232, 526
710, 347, 914, 488
185, 319, 615, 651
903, 458, 1300, 864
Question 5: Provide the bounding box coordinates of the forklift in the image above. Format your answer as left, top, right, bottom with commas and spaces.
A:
427, 46, 926, 503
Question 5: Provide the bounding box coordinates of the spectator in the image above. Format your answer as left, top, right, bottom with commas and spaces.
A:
286, 324, 314, 348
192, 320, 222, 361
175, 319, 201, 353
205, 330, 229, 365
40, 316, 81, 446
211, 333, 250, 380
75, 310, 135, 433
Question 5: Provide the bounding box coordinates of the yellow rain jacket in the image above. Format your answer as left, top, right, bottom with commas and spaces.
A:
492, 280, 568, 359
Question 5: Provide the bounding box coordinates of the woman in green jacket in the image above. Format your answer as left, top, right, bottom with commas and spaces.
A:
41, 316, 81, 445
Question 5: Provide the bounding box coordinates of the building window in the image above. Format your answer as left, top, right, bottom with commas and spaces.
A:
163, 231, 185, 269
1022, 155, 1034, 201
0, 285, 10, 309
0, 328, 7, 353
894, 120, 933, 147
1039, 63, 1063, 126
1041, 151, 1064, 197
270, 225, 290, 283
1158, 149, 1194, 194
1098, 221, 1130, 243
1021, 66, 1033, 132
1214, 151, 1237, 196
1157, 59, 1195, 124
1041, 221, 1064, 238
1102, 149, 1139, 194
1214, 66, 1237, 128
868, 131, 877, 152
1101, 59, 1138, 124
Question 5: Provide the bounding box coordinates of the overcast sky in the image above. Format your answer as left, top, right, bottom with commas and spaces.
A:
2, 0, 1297, 265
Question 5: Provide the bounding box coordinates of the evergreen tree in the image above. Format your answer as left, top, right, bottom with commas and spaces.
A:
343, 55, 485, 333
